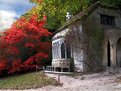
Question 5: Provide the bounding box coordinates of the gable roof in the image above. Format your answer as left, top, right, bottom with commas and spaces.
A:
56, 2, 119, 33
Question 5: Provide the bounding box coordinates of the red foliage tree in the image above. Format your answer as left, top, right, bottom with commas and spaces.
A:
0, 15, 52, 75
0, 60, 8, 74
9, 59, 22, 74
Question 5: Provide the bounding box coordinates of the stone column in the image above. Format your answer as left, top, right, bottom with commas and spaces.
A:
110, 43, 116, 67
54, 67, 56, 72
61, 68, 63, 72
102, 42, 107, 66
52, 44, 54, 59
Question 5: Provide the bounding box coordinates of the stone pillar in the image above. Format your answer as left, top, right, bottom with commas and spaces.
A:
110, 43, 116, 67
102, 41, 107, 67
61, 68, 63, 72
52, 44, 54, 59
69, 68, 70, 72
54, 67, 56, 72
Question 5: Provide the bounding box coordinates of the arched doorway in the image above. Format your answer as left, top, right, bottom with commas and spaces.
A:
116, 38, 121, 67
107, 41, 111, 67
61, 43, 66, 58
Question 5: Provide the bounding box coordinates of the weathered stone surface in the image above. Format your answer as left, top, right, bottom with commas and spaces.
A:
51, 4, 121, 73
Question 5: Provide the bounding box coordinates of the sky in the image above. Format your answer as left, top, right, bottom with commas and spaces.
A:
0, 0, 35, 31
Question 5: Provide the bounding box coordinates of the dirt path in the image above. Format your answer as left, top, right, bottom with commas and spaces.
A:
1, 72, 121, 91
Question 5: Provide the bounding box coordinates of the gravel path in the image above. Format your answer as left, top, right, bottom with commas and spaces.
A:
1, 72, 121, 91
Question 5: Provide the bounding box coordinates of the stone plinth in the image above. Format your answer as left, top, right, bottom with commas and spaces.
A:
52, 59, 72, 68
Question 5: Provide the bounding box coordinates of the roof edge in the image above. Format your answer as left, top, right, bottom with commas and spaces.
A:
54, 1, 119, 34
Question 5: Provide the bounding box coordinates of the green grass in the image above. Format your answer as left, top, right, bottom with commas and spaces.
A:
0, 72, 57, 90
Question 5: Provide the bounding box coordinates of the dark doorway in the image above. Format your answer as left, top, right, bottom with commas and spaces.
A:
107, 41, 111, 67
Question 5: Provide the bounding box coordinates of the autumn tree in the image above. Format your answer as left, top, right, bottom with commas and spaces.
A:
0, 15, 52, 74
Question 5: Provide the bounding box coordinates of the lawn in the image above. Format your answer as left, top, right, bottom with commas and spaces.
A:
0, 71, 57, 90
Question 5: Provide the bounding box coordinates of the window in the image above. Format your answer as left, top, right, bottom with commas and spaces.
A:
100, 14, 115, 26
61, 43, 66, 58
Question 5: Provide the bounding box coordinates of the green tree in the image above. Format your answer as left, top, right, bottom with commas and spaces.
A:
28, 0, 92, 32
28, 0, 121, 32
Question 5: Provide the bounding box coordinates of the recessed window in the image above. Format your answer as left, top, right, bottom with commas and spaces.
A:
100, 14, 115, 26
61, 43, 66, 58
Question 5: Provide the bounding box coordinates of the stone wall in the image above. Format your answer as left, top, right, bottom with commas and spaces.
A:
82, 6, 121, 72
65, 23, 84, 72
52, 5, 121, 73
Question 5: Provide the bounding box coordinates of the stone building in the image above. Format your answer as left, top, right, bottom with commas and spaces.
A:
49, 2, 121, 73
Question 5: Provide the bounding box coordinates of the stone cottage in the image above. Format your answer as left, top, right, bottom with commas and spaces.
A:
46, 2, 121, 73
